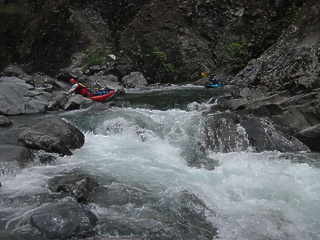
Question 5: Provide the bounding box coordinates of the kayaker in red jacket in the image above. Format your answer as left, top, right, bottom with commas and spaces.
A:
66, 79, 89, 97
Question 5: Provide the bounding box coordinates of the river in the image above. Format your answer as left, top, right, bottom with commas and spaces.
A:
0, 85, 320, 240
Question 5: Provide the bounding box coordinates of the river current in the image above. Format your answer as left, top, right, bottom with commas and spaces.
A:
0, 85, 320, 239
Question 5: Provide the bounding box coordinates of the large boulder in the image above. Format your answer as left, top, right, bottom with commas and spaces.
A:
0, 76, 51, 115
31, 72, 69, 92
17, 115, 85, 155
122, 72, 148, 88
30, 203, 98, 239
239, 116, 309, 152
1, 66, 72, 114
2, 65, 32, 81
201, 112, 309, 153
47, 91, 69, 111
87, 75, 125, 92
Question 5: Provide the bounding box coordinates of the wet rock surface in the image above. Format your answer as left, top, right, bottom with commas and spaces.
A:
17, 115, 85, 156
0, 145, 32, 169
0, 115, 12, 127
48, 173, 100, 202
30, 203, 98, 238
0, 1, 320, 239
204, 0, 320, 153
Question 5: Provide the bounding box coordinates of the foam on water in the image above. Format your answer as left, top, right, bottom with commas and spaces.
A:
1, 103, 320, 239
203, 152, 320, 239
61, 108, 320, 239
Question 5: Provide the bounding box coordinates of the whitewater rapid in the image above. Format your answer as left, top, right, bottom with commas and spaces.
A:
1, 86, 320, 239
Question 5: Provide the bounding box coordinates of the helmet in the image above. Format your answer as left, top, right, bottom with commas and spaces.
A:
70, 79, 76, 84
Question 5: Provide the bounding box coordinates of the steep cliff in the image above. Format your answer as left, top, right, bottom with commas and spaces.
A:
0, 0, 305, 83
232, 0, 320, 95
119, 0, 305, 82
209, 0, 320, 152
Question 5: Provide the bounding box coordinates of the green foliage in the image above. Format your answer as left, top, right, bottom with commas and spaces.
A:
265, 39, 277, 46
162, 63, 175, 73
151, 47, 176, 73
0, 0, 31, 16
230, 63, 247, 72
227, 43, 247, 57
82, 50, 108, 70
227, 43, 249, 72
152, 47, 167, 62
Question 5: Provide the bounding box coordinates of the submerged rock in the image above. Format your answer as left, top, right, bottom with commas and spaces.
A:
0, 145, 32, 167
93, 182, 155, 207
0, 115, 12, 127
30, 203, 98, 238
48, 173, 99, 202
94, 187, 218, 240
17, 115, 85, 155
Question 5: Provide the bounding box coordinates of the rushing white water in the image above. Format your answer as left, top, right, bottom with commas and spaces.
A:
1, 86, 320, 240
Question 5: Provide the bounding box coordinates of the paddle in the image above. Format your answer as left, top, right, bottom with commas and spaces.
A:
201, 72, 208, 77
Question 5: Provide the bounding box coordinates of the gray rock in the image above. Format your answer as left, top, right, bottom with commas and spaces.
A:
47, 91, 69, 110
64, 94, 93, 110
297, 124, 320, 152
93, 183, 154, 208
86, 75, 124, 91
2, 65, 32, 81
0, 76, 51, 115
30, 203, 98, 238
122, 72, 148, 88
48, 173, 99, 202
0, 115, 12, 127
232, 1, 320, 95
239, 87, 264, 101
202, 112, 309, 153
31, 72, 69, 92
17, 115, 85, 156
203, 115, 250, 153
38, 153, 57, 164
89, 65, 102, 74
275, 99, 320, 137
240, 116, 309, 152
56, 68, 79, 82
0, 145, 32, 167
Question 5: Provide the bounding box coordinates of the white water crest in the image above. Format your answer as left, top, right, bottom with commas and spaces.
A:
1, 86, 320, 239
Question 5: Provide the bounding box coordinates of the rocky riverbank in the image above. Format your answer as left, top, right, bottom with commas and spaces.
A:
0, 64, 145, 181
0, 0, 320, 238
0, 65, 154, 239
191, 0, 320, 156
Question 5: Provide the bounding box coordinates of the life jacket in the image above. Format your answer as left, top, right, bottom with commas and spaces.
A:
75, 82, 87, 94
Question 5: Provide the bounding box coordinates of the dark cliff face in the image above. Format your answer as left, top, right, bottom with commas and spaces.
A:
232, 0, 320, 95
0, 0, 307, 83
119, 0, 305, 82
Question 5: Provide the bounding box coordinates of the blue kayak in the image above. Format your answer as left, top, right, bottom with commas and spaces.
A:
205, 83, 222, 89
